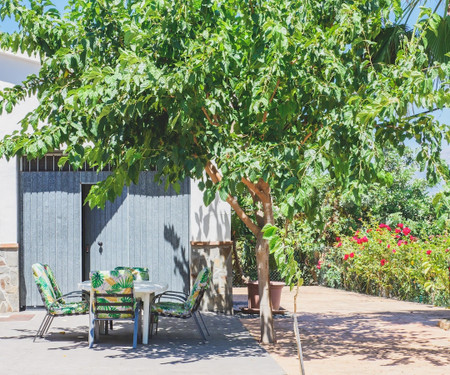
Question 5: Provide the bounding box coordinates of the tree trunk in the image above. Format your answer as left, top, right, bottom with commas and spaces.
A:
256, 232, 275, 344
203, 162, 275, 343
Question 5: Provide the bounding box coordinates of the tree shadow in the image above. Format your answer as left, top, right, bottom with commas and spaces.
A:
240, 309, 450, 368
165, 224, 189, 294
3, 314, 272, 364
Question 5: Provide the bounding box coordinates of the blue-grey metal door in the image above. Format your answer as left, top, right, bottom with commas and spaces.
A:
20, 169, 190, 308
20, 172, 82, 308
82, 183, 129, 280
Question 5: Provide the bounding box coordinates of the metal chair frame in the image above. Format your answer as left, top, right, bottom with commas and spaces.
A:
150, 287, 211, 342
32, 263, 88, 342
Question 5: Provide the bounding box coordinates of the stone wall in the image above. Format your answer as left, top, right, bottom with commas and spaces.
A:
190, 241, 233, 314
0, 244, 19, 313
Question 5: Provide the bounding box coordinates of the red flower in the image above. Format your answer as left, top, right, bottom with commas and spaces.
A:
367, 229, 372, 233
397, 223, 404, 229
378, 240, 382, 244
380, 259, 386, 266
446, 249, 449, 253
403, 227, 411, 235
379, 223, 386, 228
387, 244, 390, 248
344, 254, 349, 260
349, 252, 355, 258
361, 236, 368, 243
336, 242, 342, 247
395, 228, 401, 233
386, 226, 391, 231
426, 250, 432, 255
410, 235, 417, 242
336, 237, 340, 241
317, 265, 321, 269
392, 249, 396, 254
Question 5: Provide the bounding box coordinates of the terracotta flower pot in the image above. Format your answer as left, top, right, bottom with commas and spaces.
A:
246, 281, 285, 311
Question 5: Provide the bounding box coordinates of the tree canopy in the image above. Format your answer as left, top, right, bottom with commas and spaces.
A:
1, 0, 449, 343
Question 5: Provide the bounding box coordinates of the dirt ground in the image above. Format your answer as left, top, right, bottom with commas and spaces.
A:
234, 286, 450, 375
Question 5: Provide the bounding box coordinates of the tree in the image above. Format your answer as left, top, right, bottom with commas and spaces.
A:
1, 0, 449, 344
402, 0, 450, 63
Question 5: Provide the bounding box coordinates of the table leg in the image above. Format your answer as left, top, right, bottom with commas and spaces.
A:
142, 293, 150, 344
88, 293, 95, 348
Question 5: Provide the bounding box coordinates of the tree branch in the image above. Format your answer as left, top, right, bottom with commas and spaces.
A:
262, 78, 280, 123
241, 177, 269, 203
204, 161, 260, 235
300, 132, 312, 148
202, 107, 219, 126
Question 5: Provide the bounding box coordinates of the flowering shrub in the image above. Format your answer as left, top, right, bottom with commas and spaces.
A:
322, 221, 450, 306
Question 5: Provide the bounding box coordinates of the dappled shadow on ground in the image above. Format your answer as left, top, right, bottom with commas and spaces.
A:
99, 314, 268, 364
239, 309, 450, 369
3, 314, 268, 364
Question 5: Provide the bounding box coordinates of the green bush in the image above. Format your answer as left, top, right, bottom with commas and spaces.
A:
321, 220, 450, 306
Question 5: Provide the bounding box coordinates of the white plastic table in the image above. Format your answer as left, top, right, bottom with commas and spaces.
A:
78, 280, 168, 344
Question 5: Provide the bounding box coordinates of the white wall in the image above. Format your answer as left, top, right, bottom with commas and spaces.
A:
190, 179, 231, 242
0, 51, 40, 244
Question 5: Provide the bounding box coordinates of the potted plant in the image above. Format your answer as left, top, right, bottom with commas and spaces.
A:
246, 280, 285, 311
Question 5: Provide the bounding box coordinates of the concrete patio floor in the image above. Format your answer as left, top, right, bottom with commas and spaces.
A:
1, 286, 449, 374
0, 309, 284, 374
234, 285, 450, 375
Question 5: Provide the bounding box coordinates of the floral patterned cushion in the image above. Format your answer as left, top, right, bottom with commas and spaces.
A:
185, 267, 211, 310
48, 301, 89, 315
90, 269, 137, 319
151, 267, 211, 318
115, 266, 150, 281
32, 263, 88, 316
43, 264, 64, 300
152, 301, 191, 318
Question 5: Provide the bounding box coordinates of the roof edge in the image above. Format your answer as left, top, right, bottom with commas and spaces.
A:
0, 49, 40, 64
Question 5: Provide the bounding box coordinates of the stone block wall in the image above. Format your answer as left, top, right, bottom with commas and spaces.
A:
0, 243, 19, 313
190, 241, 233, 314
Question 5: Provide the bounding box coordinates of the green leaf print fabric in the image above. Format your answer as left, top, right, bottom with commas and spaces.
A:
32, 263, 88, 315
152, 267, 211, 318
115, 266, 150, 281
90, 269, 137, 319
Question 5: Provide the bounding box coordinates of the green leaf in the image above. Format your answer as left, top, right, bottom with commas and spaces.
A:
5, 102, 13, 114
262, 224, 277, 239
203, 189, 216, 207
218, 188, 228, 202
172, 182, 181, 194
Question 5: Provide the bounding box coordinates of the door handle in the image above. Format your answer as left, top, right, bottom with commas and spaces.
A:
98, 242, 103, 247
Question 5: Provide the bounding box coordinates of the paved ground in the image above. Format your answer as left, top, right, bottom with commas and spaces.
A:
1, 286, 449, 374
0, 309, 284, 374
234, 286, 450, 375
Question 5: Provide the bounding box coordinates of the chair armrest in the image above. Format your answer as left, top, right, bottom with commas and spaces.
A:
61, 290, 84, 299
153, 291, 188, 304
49, 291, 87, 308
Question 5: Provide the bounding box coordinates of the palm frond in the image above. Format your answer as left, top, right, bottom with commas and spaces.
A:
373, 24, 411, 64
424, 15, 450, 63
